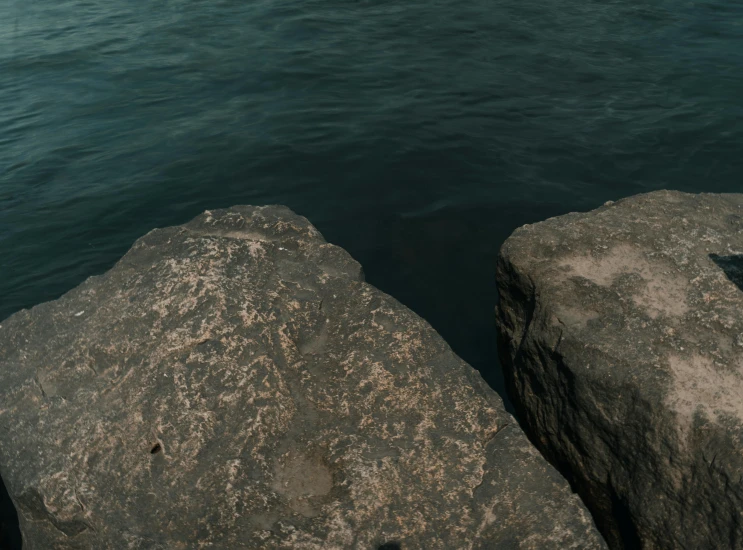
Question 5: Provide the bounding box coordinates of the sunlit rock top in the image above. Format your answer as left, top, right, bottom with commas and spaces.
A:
0, 205, 604, 549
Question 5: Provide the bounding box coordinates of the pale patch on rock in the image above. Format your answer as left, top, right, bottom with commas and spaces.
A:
272, 453, 333, 500
666, 353, 743, 439
558, 244, 689, 318
554, 306, 600, 329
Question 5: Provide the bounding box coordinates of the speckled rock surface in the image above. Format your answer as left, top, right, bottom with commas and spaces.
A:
0, 205, 604, 549
496, 191, 743, 549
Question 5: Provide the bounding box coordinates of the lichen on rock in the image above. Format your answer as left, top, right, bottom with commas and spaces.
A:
0, 205, 603, 549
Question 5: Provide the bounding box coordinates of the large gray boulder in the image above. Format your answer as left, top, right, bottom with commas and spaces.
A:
496, 190, 743, 549
0, 205, 604, 549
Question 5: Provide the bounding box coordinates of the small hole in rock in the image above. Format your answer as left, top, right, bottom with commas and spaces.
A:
377, 543, 401, 550
150, 443, 162, 454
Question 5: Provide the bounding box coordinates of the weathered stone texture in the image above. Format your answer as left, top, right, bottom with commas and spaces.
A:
0, 205, 603, 549
496, 190, 743, 549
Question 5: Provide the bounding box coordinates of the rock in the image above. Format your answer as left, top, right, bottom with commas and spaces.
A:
0, 205, 604, 549
496, 190, 743, 549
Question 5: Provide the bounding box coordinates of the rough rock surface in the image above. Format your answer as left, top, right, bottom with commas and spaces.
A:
496, 190, 743, 549
0, 205, 604, 549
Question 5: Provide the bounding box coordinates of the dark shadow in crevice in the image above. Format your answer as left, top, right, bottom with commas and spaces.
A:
0, 475, 21, 550
610, 485, 642, 550
710, 254, 743, 292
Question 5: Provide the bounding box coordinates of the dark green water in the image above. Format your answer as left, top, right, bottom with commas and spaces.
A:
1, 0, 742, 546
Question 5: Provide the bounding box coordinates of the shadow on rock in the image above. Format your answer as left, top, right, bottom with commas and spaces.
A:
709, 254, 743, 292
